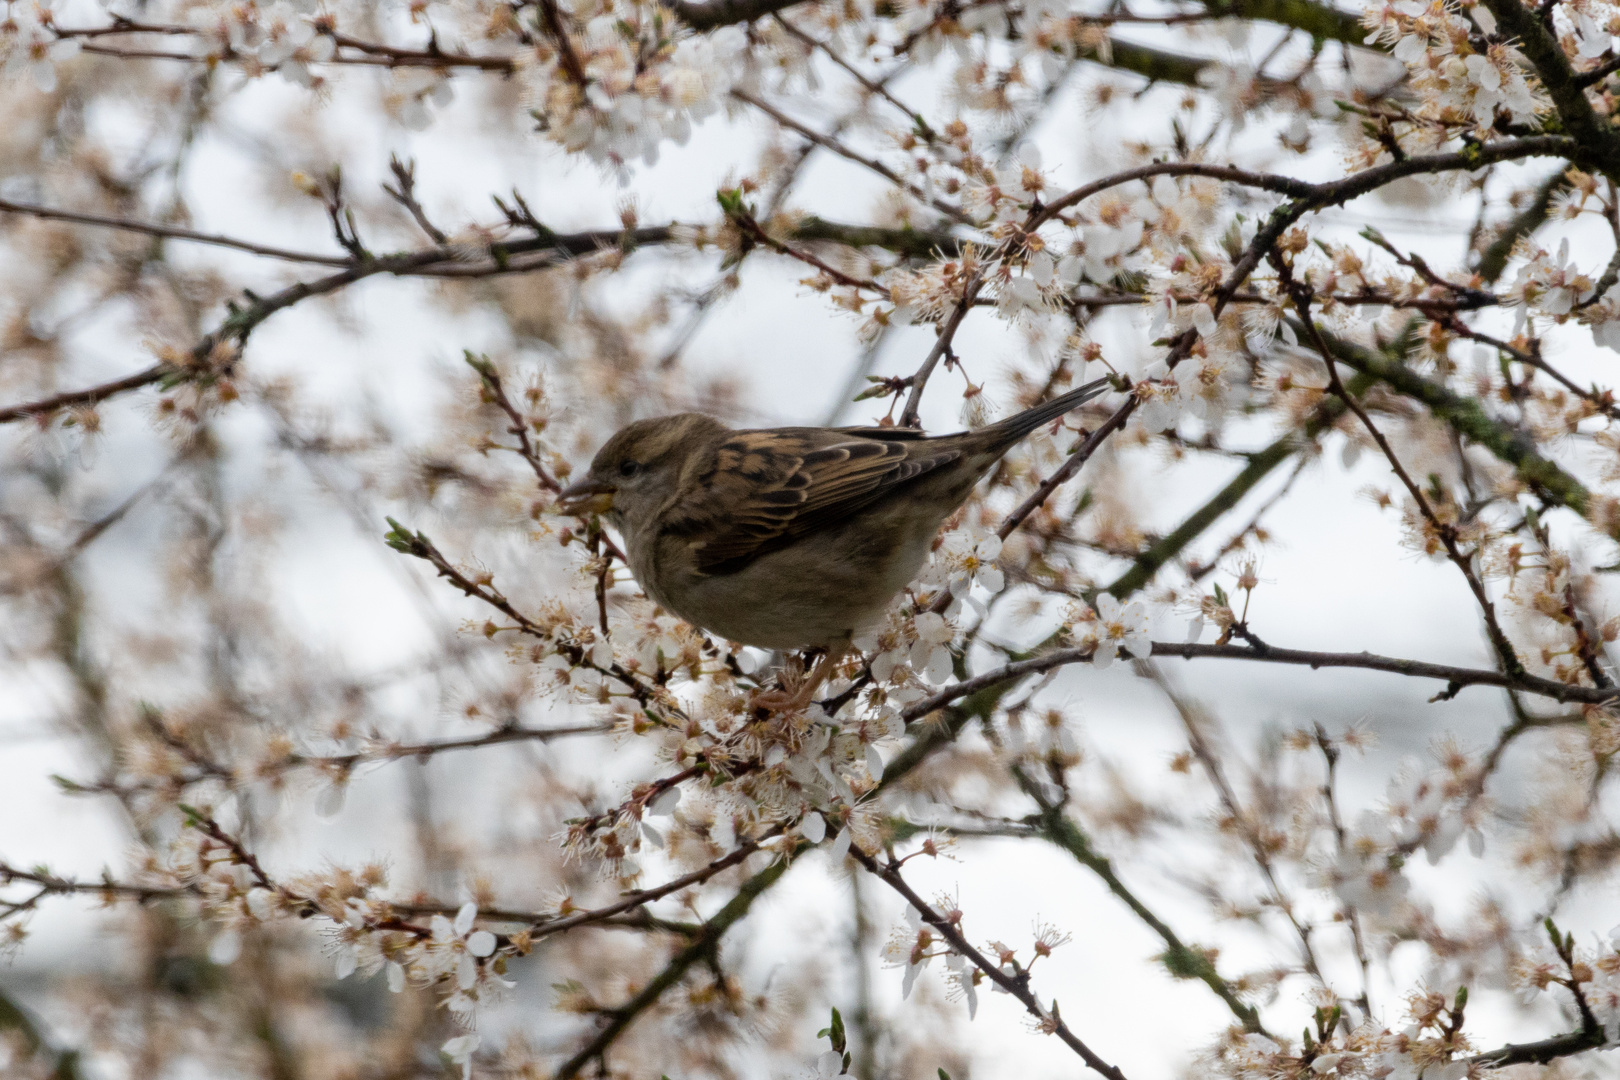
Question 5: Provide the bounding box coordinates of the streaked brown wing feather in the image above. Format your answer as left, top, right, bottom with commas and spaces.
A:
660, 429, 960, 575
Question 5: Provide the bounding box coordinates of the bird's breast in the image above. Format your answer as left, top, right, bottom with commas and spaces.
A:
623, 510, 941, 650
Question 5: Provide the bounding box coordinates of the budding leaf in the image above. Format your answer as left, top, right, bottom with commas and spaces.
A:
383, 517, 420, 555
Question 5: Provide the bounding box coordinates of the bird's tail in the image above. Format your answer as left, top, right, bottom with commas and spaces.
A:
980, 376, 1111, 445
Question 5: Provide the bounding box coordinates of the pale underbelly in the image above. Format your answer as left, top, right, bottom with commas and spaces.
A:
646, 525, 936, 650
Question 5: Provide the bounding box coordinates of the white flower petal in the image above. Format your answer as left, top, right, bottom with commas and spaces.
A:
442, 1034, 480, 1062
209, 929, 241, 966
648, 784, 682, 816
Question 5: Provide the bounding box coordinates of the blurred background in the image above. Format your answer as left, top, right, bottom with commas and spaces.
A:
3, 0, 1619, 1077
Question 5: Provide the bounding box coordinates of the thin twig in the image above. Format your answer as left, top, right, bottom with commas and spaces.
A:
0, 197, 350, 265
1281, 269, 1524, 678
1313, 724, 1373, 1019
730, 90, 972, 225
381, 155, 449, 245
852, 848, 1131, 1080
1153, 672, 1332, 989
1011, 764, 1268, 1033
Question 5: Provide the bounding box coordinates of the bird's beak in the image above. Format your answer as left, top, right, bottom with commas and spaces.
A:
556, 476, 616, 517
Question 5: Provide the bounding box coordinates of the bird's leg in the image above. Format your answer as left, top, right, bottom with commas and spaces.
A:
749, 639, 853, 715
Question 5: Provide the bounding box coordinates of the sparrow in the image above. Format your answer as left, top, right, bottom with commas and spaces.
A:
557, 377, 1110, 709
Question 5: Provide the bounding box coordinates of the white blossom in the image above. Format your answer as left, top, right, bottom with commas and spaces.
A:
442, 1034, 480, 1080
1079, 595, 1151, 668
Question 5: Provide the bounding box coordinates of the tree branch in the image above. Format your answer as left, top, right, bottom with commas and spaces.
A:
551, 857, 790, 1079
896, 641, 1618, 729
1011, 764, 1268, 1034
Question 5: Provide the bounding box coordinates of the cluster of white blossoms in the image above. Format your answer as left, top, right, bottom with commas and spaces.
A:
139, 817, 522, 1035
1579, 283, 1620, 349
861, 608, 960, 685
1362, 0, 1542, 132
1214, 990, 1476, 1080
1508, 239, 1597, 331
1315, 810, 1413, 921
2, 0, 757, 171
881, 888, 1071, 1024
323, 896, 514, 1025
518, 7, 751, 171
1384, 747, 1487, 863
1560, 0, 1620, 61
184, 0, 337, 86
1067, 594, 1151, 667
553, 620, 924, 874
935, 528, 1006, 596
1134, 346, 1246, 432
1510, 929, 1620, 1043
0, 5, 80, 92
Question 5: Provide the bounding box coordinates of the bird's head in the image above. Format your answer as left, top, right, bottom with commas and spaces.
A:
557, 413, 725, 528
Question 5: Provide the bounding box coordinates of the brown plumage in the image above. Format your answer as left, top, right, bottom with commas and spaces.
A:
557, 377, 1110, 658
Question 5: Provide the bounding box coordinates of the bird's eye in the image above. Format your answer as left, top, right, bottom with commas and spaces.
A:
618, 460, 641, 479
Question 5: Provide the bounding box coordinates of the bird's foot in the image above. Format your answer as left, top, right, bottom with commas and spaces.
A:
747, 685, 814, 716
746, 640, 853, 716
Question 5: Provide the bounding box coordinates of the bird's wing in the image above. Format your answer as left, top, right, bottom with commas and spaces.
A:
661, 428, 961, 575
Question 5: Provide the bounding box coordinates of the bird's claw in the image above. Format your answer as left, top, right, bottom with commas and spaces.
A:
747, 686, 812, 715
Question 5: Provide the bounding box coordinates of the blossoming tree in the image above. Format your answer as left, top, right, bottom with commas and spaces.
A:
4, 0, 1620, 1076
